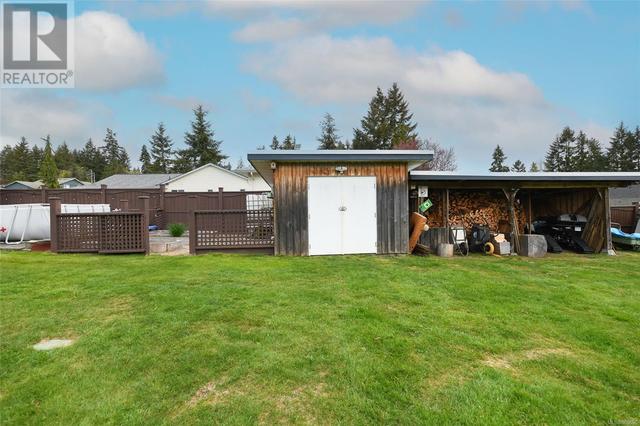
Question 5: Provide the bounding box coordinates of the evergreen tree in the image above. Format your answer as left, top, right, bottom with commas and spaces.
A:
149, 122, 173, 173
633, 126, 640, 171
39, 135, 59, 188
9, 137, 31, 181
54, 142, 74, 173
171, 153, 193, 174
236, 158, 245, 170
607, 122, 628, 171
0, 145, 12, 183
386, 83, 418, 147
512, 160, 526, 172
270, 136, 280, 150
585, 137, 606, 171
281, 134, 298, 150
353, 87, 388, 149
181, 105, 227, 168
489, 145, 510, 172
101, 128, 129, 176
78, 138, 107, 182
573, 131, 591, 171
529, 162, 540, 172
139, 145, 152, 174
545, 127, 575, 171
317, 113, 340, 149
621, 125, 640, 171
29, 145, 43, 181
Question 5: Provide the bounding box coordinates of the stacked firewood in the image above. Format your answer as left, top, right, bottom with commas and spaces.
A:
422, 191, 527, 232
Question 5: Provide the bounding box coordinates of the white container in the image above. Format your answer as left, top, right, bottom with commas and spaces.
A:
0, 203, 110, 242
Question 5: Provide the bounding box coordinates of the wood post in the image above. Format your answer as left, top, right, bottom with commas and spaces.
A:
101, 184, 107, 204
218, 187, 224, 210
189, 195, 197, 255
527, 191, 533, 234
138, 196, 150, 255
120, 199, 129, 211
49, 197, 61, 252
443, 188, 449, 241
602, 187, 614, 255
503, 188, 521, 254
41, 187, 47, 204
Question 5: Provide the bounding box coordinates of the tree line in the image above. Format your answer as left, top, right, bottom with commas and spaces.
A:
489, 122, 640, 172
0, 105, 227, 187
1, 83, 459, 188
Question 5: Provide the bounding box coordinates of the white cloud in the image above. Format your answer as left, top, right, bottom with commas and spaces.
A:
216, 1, 426, 42
242, 34, 601, 171
0, 90, 109, 147
245, 35, 543, 105
75, 11, 164, 90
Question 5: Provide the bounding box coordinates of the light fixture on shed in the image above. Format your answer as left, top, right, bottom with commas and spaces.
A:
270, 162, 276, 170
335, 165, 347, 174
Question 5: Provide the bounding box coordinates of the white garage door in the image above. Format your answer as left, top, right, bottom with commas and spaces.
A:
307, 176, 377, 255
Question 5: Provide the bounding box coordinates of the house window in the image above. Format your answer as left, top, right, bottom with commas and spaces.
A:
171, 189, 185, 193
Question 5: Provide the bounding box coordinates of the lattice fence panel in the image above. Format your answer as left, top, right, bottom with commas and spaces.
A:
194, 194, 274, 250
54, 212, 146, 253
99, 213, 145, 253
57, 215, 100, 252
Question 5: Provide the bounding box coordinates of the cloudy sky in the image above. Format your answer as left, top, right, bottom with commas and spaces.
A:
1, 0, 639, 171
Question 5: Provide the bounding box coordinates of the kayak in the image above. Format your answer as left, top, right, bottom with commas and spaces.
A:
611, 227, 640, 250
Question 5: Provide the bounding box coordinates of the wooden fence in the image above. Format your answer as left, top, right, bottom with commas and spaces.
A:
50, 197, 149, 254
0, 186, 262, 229
190, 193, 274, 254
611, 205, 639, 233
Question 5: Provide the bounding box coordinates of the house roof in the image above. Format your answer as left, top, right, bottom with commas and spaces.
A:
90, 173, 180, 189
162, 163, 247, 185
409, 171, 640, 188
2, 177, 87, 189
248, 150, 434, 186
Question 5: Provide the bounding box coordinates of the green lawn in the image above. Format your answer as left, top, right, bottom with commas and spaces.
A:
1, 251, 639, 425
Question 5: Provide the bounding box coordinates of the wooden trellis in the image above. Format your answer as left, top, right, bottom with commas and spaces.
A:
50, 197, 149, 254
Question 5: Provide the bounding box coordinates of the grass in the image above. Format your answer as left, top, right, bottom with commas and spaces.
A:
1, 251, 639, 425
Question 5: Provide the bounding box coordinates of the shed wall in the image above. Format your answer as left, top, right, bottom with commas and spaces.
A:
273, 162, 409, 255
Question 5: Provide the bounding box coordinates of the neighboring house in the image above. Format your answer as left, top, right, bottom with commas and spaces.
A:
89, 164, 270, 192
2, 178, 87, 189
91, 173, 180, 189
164, 163, 270, 192
610, 184, 640, 207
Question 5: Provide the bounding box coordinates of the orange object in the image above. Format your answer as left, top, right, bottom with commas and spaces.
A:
409, 212, 428, 253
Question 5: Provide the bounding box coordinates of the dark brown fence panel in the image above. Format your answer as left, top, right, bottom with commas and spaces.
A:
163, 190, 248, 226
190, 193, 274, 254
611, 206, 637, 233
2, 188, 270, 230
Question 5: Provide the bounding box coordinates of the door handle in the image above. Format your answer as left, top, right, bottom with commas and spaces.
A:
338, 206, 347, 212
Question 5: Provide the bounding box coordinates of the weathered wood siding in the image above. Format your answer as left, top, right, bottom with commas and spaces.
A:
273, 162, 409, 255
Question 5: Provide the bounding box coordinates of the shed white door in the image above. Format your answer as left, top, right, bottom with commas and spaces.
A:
307, 176, 377, 255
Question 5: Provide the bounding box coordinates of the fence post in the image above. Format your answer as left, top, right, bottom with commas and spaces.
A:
159, 184, 166, 229
138, 196, 150, 254
120, 199, 129, 211
101, 184, 107, 204
41, 187, 46, 204
218, 187, 224, 210
189, 195, 197, 255
49, 197, 61, 253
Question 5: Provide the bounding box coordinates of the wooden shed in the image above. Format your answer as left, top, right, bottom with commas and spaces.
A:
409, 172, 640, 254
248, 150, 433, 255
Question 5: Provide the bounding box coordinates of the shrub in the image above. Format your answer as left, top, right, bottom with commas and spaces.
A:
168, 223, 186, 237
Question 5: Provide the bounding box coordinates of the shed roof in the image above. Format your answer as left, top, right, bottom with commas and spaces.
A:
248, 150, 433, 186
409, 171, 640, 188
